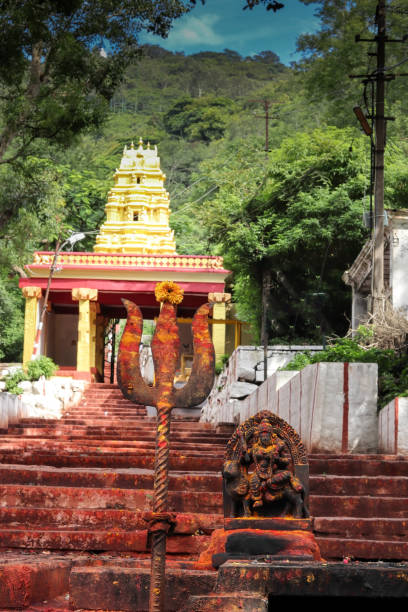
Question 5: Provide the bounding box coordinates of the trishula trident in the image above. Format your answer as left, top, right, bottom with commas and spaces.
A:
117, 281, 215, 612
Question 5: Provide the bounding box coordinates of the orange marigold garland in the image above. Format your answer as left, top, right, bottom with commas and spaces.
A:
154, 281, 184, 305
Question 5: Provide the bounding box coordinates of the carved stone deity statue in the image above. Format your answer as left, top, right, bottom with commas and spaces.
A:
223, 410, 309, 519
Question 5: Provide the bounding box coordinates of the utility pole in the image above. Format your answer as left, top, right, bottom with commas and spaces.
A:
250, 99, 274, 153
351, 0, 406, 315
373, 0, 386, 314
250, 99, 275, 377
261, 267, 271, 381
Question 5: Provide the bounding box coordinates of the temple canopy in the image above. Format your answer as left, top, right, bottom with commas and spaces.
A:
19, 140, 239, 381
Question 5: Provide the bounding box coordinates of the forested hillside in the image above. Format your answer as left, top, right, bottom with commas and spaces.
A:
2, 0, 408, 358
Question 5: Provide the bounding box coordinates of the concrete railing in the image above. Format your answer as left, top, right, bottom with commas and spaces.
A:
202, 362, 378, 454
379, 397, 408, 455
0, 393, 24, 429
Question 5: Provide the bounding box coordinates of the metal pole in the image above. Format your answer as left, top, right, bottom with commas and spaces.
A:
31, 239, 61, 359
372, 0, 386, 314
261, 268, 270, 381
264, 100, 270, 153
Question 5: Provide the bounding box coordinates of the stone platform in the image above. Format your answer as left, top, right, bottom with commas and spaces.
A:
185, 560, 408, 611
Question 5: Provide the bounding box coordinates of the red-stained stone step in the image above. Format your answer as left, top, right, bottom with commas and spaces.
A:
317, 537, 408, 560
0, 450, 223, 470
0, 464, 222, 491
0, 556, 78, 609
0, 483, 223, 513
310, 475, 408, 496
315, 516, 408, 538
311, 495, 408, 518
0, 508, 223, 533
309, 456, 408, 476
184, 592, 268, 612
0, 440, 227, 455
69, 565, 217, 612
0, 528, 150, 552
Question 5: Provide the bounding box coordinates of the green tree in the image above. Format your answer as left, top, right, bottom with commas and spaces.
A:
0, 0, 197, 165
296, 0, 408, 132
164, 97, 236, 142
0, 156, 66, 269
0, 277, 24, 361
193, 127, 372, 341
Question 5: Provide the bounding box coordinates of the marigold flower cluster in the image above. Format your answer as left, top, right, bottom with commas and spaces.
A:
154, 281, 184, 305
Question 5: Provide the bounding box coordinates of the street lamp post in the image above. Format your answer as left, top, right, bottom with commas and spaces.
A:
30, 232, 87, 360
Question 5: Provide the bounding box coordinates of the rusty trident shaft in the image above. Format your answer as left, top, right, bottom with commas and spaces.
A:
149, 408, 171, 611
117, 282, 215, 612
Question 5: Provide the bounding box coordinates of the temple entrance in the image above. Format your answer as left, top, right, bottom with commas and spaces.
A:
103, 318, 120, 383
101, 316, 196, 385
100, 313, 247, 385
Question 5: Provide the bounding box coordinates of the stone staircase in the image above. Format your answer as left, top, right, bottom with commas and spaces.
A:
0, 382, 407, 610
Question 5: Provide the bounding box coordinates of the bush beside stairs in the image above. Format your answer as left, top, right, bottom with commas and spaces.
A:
0, 382, 407, 610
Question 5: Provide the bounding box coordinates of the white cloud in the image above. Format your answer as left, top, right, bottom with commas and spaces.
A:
162, 14, 223, 47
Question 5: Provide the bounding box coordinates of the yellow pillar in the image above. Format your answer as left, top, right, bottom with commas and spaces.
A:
72, 288, 98, 374
208, 292, 231, 363
22, 286, 42, 363
212, 302, 227, 364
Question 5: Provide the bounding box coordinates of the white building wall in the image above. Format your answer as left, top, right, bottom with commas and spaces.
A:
390, 213, 408, 316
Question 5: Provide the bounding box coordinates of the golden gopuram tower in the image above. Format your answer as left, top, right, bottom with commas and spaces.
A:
94, 138, 176, 254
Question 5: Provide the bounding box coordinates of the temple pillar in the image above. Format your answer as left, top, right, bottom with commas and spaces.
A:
209, 292, 232, 364
22, 286, 42, 364
72, 288, 98, 378
212, 303, 226, 363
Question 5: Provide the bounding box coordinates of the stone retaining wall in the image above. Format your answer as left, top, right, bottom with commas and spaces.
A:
200, 345, 322, 425
379, 397, 408, 455
0, 377, 87, 430
202, 362, 378, 454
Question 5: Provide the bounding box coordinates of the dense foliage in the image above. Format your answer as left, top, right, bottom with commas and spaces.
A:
0, 0, 197, 165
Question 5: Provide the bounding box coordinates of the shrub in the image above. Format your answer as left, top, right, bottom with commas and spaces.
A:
281, 336, 408, 409
25, 356, 58, 381
4, 369, 28, 395
215, 353, 230, 375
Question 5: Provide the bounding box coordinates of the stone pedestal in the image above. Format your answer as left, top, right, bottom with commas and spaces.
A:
197, 517, 321, 570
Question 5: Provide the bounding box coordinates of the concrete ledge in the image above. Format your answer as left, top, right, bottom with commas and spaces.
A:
216, 560, 408, 598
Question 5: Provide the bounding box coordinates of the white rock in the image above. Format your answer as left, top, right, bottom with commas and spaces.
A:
32, 380, 46, 395
236, 367, 256, 382
229, 381, 258, 399
19, 381, 33, 393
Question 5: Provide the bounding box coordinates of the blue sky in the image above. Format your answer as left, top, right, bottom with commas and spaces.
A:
140, 0, 320, 65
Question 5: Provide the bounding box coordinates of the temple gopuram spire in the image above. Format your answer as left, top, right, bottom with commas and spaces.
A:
94, 139, 176, 254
